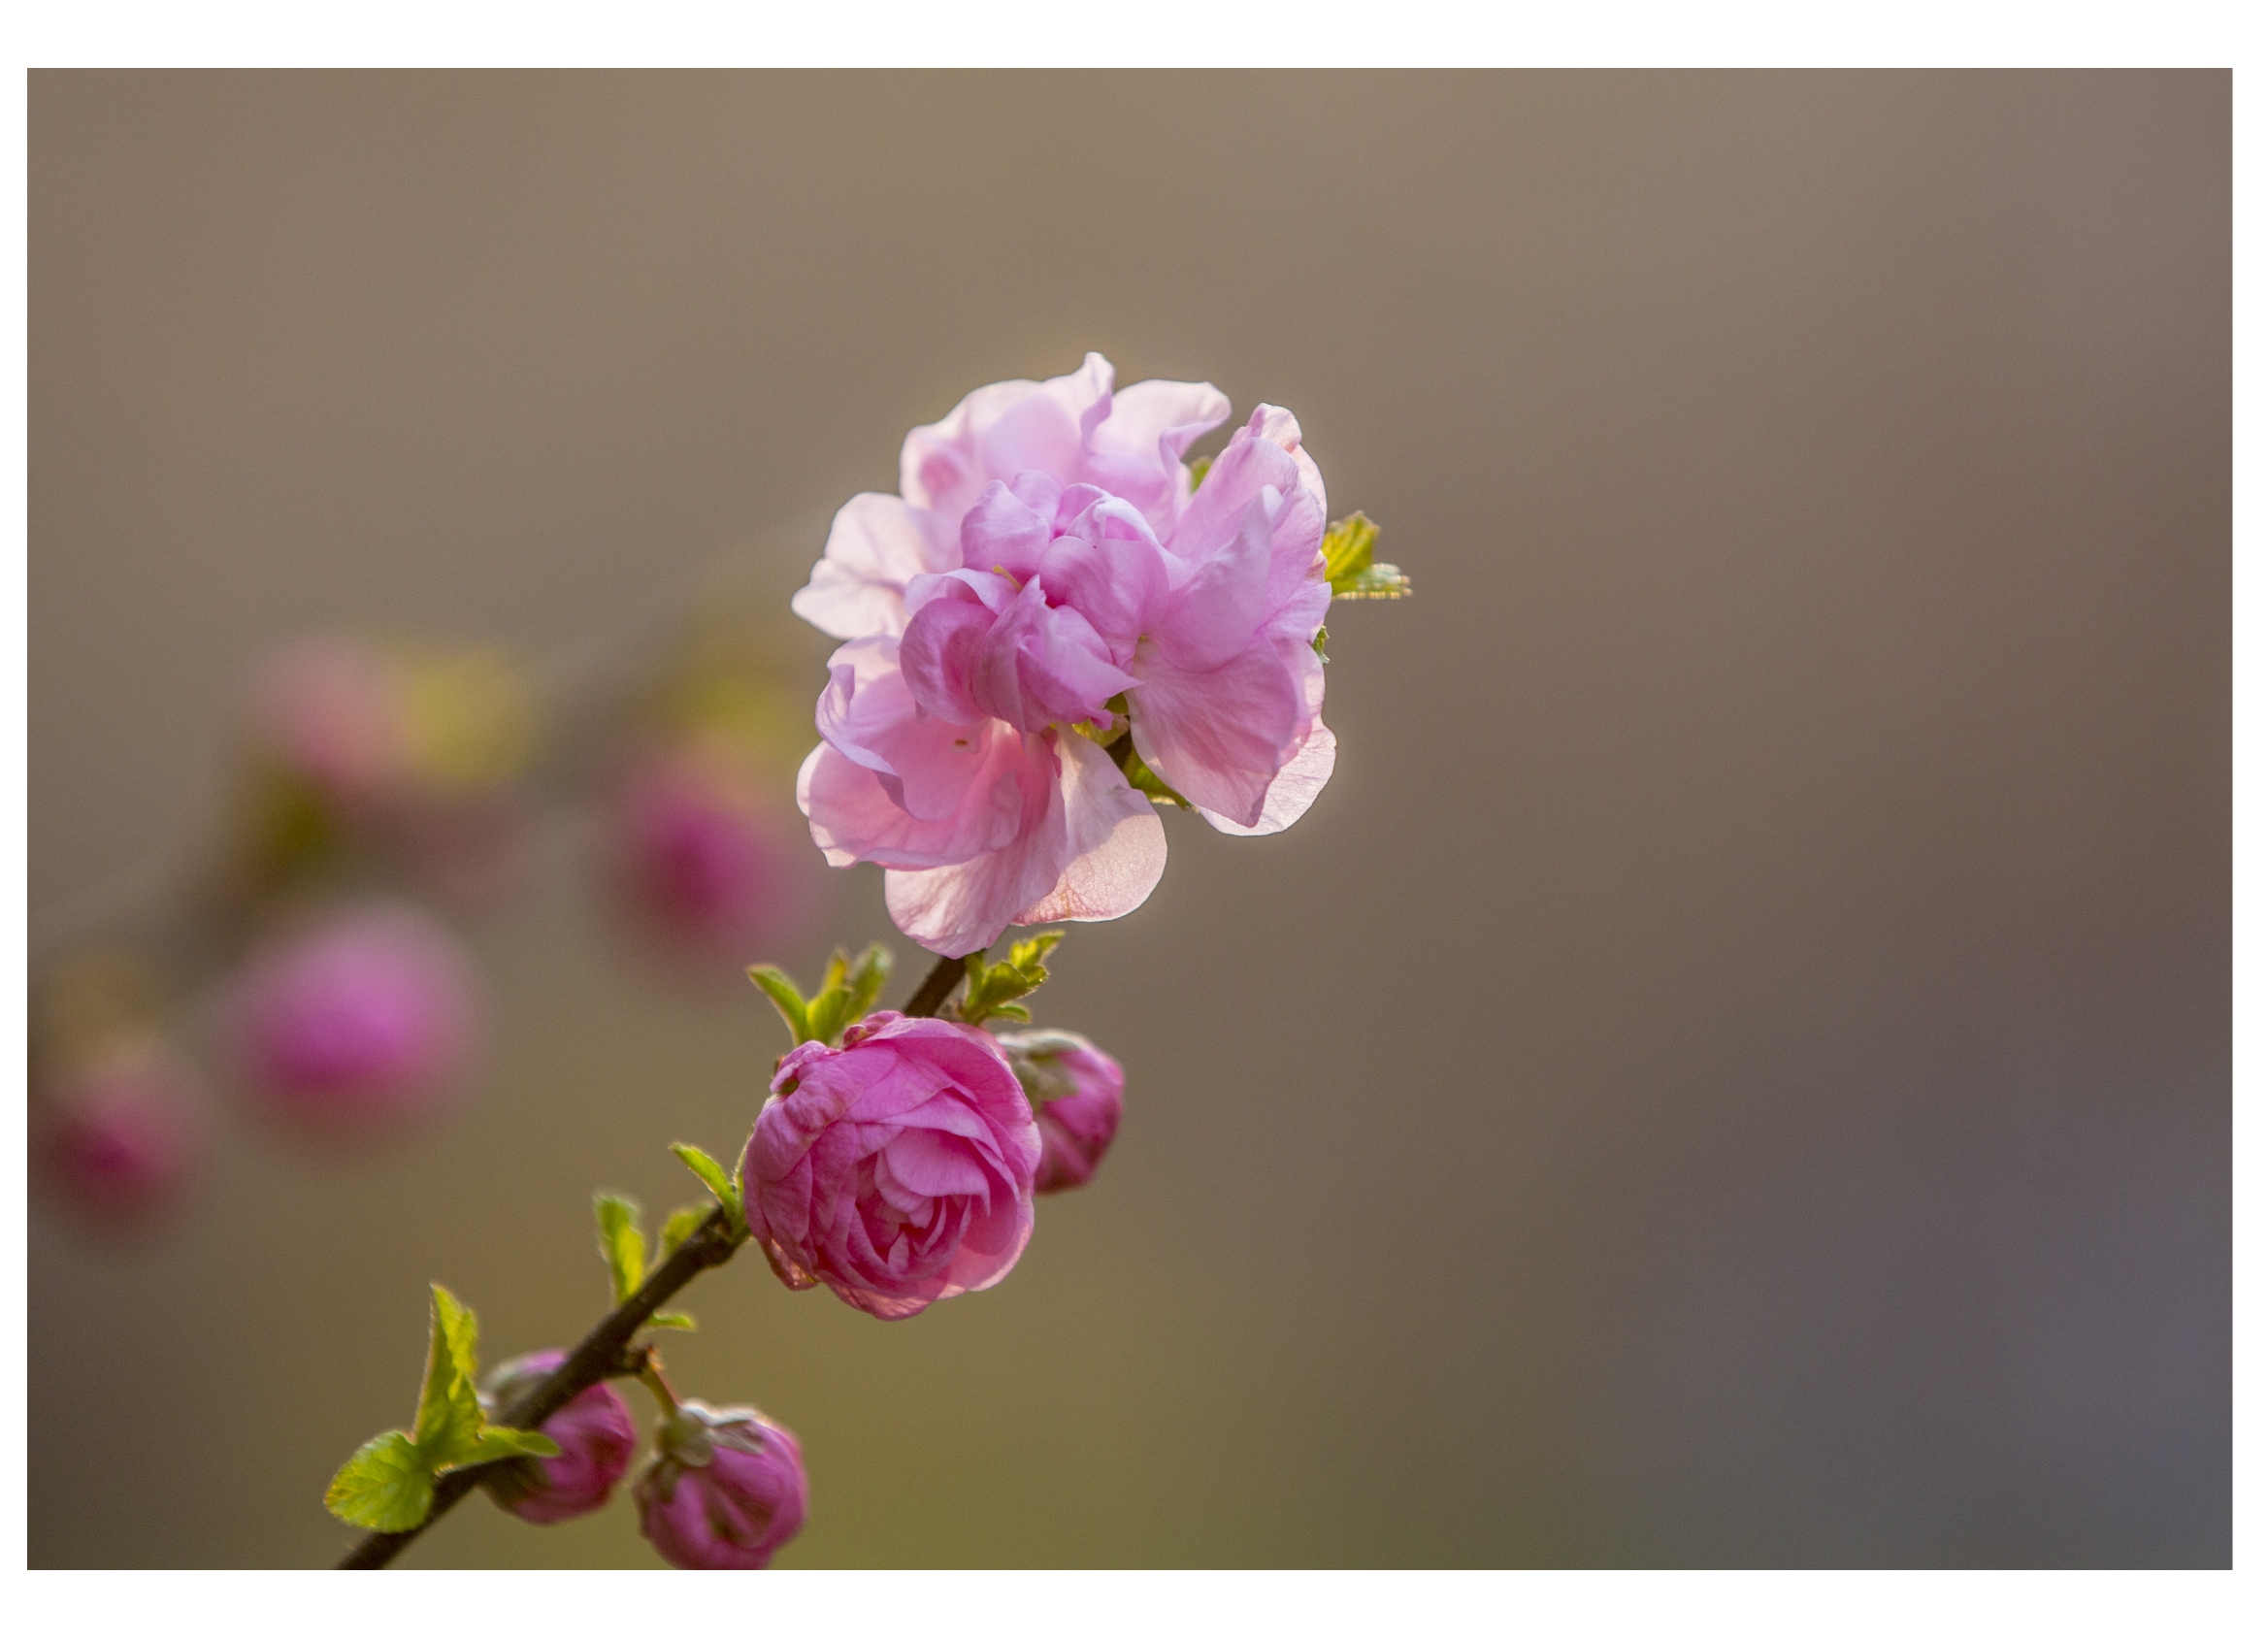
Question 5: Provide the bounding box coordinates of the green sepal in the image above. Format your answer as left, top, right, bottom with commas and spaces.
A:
596, 1194, 646, 1306
325, 1430, 433, 1532
671, 1143, 741, 1217
411, 1284, 484, 1464
1187, 454, 1213, 490
1335, 562, 1412, 599
746, 966, 810, 1044
659, 1203, 711, 1261
647, 1311, 698, 1331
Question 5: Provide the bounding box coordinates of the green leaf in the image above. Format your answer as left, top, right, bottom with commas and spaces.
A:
958, 932, 1070, 1027
457, 1426, 561, 1466
1320, 510, 1378, 587
411, 1284, 483, 1463
1187, 455, 1213, 490
325, 1430, 434, 1532
1335, 561, 1411, 600
843, 942, 895, 1024
648, 1311, 698, 1331
596, 1194, 646, 1306
1312, 626, 1330, 663
746, 966, 811, 1044
805, 982, 852, 1051
671, 1143, 740, 1216
659, 1203, 710, 1261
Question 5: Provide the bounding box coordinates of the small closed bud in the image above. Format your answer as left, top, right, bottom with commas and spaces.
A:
478, 1351, 638, 1525
995, 1029, 1124, 1195
634, 1401, 807, 1569
36, 1044, 200, 1225
613, 743, 816, 960
224, 902, 481, 1136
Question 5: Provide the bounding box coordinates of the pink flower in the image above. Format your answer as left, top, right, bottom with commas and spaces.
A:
742, 1011, 1039, 1320
478, 1350, 638, 1525
36, 1046, 200, 1223
634, 1401, 808, 1569
251, 638, 413, 811
792, 354, 1338, 955
225, 902, 480, 1133
995, 1029, 1125, 1195
612, 745, 817, 959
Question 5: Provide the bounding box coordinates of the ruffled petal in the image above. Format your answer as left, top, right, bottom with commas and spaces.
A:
791, 494, 956, 640
1128, 637, 1307, 829
881, 735, 1071, 955
797, 731, 1031, 870
1017, 732, 1168, 928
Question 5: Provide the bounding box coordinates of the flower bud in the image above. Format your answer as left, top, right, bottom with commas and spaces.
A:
477, 1350, 638, 1525
633, 1401, 807, 1569
225, 902, 480, 1134
995, 1029, 1124, 1195
35, 1044, 199, 1224
613, 744, 815, 959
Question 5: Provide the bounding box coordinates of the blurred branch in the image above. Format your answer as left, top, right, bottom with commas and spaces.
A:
333, 949, 968, 1569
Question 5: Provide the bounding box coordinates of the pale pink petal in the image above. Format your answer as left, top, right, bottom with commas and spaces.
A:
1017, 732, 1168, 927
1037, 527, 1169, 665
791, 494, 956, 640
881, 736, 1070, 956
797, 732, 1030, 870
1083, 377, 1232, 527
1152, 495, 1275, 672
1199, 719, 1335, 836
815, 636, 994, 820
957, 479, 1054, 583
1128, 638, 1306, 829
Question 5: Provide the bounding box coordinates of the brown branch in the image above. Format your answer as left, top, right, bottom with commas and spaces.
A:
334, 948, 969, 1568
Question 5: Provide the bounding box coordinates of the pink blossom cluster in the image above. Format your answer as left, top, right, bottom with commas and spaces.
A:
793, 354, 1336, 955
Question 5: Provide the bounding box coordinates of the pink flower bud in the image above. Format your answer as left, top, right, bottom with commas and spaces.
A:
477, 1351, 638, 1525
36, 1045, 200, 1224
251, 638, 414, 812
634, 1401, 808, 1569
995, 1029, 1124, 1194
743, 1012, 1039, 1319
225, 903, 480, 1134
613, 747, 815, 959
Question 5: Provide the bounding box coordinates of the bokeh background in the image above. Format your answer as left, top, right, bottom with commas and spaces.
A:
28, 71, 2228, 1567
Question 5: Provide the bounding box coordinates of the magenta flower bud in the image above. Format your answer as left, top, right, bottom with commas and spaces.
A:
477, 1350, 638, 1525
251, 638, 413, 811
225, 902, 480, 1133
613, 747, 815, 958
743, 1012, 1039, 1320
36, 1045, 200, 1223
634, 1401, 808, 1569
995, 1029, 1124, 1195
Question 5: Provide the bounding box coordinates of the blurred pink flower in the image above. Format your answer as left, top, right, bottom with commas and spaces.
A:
478, 1350, 639, 1525
742, 1011, 1038, 1320
36, 1045, 200, 1224
792, 354, 1337, 955
634, 1401, 808, 1569
225, 902, 480, 1133
252, 638, 413, 811
612, 746, 816, 960
996, 1029, 1125, 1195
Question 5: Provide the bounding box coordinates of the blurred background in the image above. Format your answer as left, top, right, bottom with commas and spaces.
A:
27, 71, 2228, 1567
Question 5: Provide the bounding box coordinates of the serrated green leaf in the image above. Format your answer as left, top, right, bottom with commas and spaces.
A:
596, 1194, 646, 1306
671, 1143, 740, 1216
659, 1203, 710, 1261
326, 1430, 434, 1532
746, 966, 811, 1044
647, 1311, 698, 1331
411, 1284, 483, 1461
1320, 511, 1379, 589
1335, 561, 1412, 600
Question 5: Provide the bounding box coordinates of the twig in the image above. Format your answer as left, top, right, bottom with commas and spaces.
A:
334, 949, 967, 1568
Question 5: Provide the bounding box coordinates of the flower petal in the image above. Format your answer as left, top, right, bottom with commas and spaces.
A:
791, 494, 956, 640
1129, 637, 1307, 829
1018, 732, 1168, 927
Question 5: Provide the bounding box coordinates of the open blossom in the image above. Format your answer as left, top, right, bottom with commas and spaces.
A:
742, 1011, 1038, 1320
478, 1350, 638, 1525
996, 1029, 1125, 1195
225, 902, 480, 1132
635, 1401, 808, 1569
792, 353, 1338, 955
